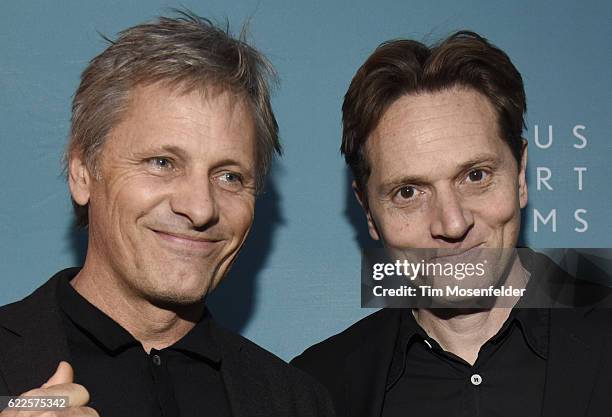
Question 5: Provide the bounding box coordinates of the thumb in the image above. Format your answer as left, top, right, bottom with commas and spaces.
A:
42, 361, 74, 387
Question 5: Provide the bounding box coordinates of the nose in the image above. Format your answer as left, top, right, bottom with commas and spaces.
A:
429, 186, 474, 242
170, 173, 219, 229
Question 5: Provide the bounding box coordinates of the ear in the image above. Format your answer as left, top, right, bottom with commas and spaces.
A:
352, 180, 380, 241
518, 139, 528, 209
68, 153, 93, 206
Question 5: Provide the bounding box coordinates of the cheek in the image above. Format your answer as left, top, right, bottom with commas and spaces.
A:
218, 193, 255, 237
481, 182, 520, 224
104, 177, 165, 235
372, 204, 428, 247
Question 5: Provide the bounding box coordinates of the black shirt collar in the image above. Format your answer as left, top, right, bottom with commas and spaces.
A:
385, 310, 427, 390
169, 309, 222, 364
387, 307, 550, 390
56, 268, 221, 363
510, 308, 549, 359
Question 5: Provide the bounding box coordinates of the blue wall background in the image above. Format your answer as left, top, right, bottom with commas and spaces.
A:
1, 0, 611, 361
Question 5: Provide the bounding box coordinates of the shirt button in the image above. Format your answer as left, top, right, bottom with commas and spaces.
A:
470, 374, 483, 386
152, 354, 162, 366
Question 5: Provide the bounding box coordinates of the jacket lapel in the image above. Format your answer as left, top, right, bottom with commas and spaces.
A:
0, 274, 71, 395
211, 319, 276, 417
220, 344, 273, 417
345, 309, 401, 417
541, 308, 601, 417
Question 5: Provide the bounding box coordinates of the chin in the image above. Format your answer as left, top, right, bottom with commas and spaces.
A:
136, 261, 223, 305
146, 288, 207, 308
143, 276, 211, 307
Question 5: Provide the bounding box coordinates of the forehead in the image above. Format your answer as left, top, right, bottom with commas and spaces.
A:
104, 82, 256, 160
366, 87, 511, 182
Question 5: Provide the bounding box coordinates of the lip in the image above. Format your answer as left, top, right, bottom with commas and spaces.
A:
152, 230, 224, 252
429, 243, 486, 261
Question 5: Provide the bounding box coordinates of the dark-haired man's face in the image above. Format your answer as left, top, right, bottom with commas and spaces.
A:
358, 87, 528, 257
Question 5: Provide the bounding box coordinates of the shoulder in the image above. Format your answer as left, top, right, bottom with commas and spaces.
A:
211, 322, 334, 404
578, 307, 612, 332
0, 269, 69, 326
290, 309, 400, 417
292, 309, 400, 367
549, 306, 612, 348
211, 324, 337, 415
213, 324, 293, 372
0, 269, 74, 395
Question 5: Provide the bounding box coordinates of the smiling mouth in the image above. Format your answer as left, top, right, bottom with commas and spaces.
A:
428, 244, 486, 262
152, 230, 224, 251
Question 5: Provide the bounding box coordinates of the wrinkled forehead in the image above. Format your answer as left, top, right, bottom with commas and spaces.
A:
100, 82, 257, 164
365, 88, 513, 181
122, 80, 252, 120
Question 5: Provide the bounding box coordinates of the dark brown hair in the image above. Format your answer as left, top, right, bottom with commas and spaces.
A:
341, 31, 526, 191
65, 10, 280, 227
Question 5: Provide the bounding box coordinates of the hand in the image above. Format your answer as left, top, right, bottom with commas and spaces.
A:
0, 361, 99, 416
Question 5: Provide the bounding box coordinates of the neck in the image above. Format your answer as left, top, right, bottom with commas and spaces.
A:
71, 258, 202, 353
413, 307, 510, 365
414, 255, 529, 365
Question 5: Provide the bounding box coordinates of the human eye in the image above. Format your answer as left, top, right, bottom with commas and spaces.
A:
465, 168, 490, 183
147, 157, 174, 171
215, 171, 245, 191
220, 172, 243, 183
391, 185, 421, 205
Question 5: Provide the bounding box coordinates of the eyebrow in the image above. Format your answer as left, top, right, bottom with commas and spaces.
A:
142, 145, 190, 160
210, 158, 253, 173
376, 152, 502, 194
455, 153, 502, 172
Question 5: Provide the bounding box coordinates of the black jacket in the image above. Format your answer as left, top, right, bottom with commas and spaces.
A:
292, 252, 612, 417
0, 271, 336, 417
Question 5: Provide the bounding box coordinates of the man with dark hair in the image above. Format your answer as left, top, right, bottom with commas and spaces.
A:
0, 12, 333, 417
292, 31, 612, 416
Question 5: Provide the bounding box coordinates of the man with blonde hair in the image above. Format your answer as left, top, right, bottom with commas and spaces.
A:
0, 12, 333, 417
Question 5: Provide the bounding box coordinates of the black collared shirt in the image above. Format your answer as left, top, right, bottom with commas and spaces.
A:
56, 269, 232, 417
381, 308, 549, 417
